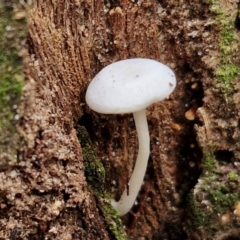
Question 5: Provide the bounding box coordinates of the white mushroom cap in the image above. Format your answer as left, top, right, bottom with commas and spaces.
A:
86, 58, 176, 114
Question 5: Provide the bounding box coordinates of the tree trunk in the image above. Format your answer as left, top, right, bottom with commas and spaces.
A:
0, 0, 239, 239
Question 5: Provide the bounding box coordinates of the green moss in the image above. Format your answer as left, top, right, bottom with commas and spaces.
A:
186, 192, 220, 236
0, 1, 25, 110
202, 153, 217, 174
77, 126, 127, 240
210, 1, 239, 95
186, 146, 240, 237
98, 196, 126, 240
210, 190, 238, 213
228, 172, 238, 181
0, 1, 26, 164
76, 126, 105, 189
186, 193, 209, 229
201, 152, 239, 208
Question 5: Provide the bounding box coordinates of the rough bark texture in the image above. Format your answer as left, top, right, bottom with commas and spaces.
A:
0, 0, 240, 239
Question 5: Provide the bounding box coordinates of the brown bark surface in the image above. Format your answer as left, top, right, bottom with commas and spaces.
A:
0, 0, 240, 239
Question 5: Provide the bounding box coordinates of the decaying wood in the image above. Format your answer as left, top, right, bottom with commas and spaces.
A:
0, 0, 240, 239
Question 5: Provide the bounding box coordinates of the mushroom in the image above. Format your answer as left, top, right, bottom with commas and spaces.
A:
85, 58, 176, 215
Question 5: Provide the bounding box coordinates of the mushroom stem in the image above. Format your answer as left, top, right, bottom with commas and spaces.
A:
111, 109, 150, 215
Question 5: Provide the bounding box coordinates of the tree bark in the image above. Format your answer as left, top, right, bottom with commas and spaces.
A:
0, 0, 240, 239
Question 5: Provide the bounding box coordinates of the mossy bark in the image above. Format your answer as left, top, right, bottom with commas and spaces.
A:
0, 0, 240, 239
0, 0, 26, 168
